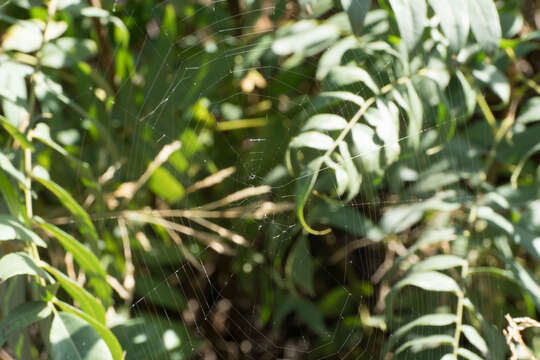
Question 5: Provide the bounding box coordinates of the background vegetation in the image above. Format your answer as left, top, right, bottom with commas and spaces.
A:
0, 0, 539, 358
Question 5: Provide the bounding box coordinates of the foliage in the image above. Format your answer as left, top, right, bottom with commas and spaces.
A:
0, 0, 539, 359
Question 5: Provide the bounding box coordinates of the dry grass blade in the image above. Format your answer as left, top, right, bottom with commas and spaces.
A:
199, 185, 271, 210
186, 166, 236, 194
164, 227, 203, 271
113, 140, 181, 202
118, 218, 135, 302
142, 201, 294, 219
504, 313, 540, 360
124, 211, 233, 254
190, 217, 247, 245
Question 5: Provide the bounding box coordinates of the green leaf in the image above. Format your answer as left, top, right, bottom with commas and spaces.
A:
0, 115, 34, 150
396, 334, 454, 354
388, 0, 427, 52
340, 0, 371, 36
290, 131, 335, 150
54, 301, 123, 360
317, 36, 358, 80
33, 175, 98, 245
371, 100, 400, 164
392, 271, 461, 294
409, 255, 466, 273
385, 313, 456, 352
472, 64, 510, 104
405, 81, 423, 150
462, 324, 488, 355
351, 123, 380, 173
0, 151, 26, 185
338, 141, 362, 201
50, 311, 113, 360
0, 215, 46, 247
517, 97, 540, 124
0, 252, 53, 282
35, 218, 106, 278
457, 347, 484, 360
1, 20, 43, 53
323, 66, 379, 94
148, 167, 185, 203
308, 199, 384, 239
0, 171, 21, 216
286, 236, 315, 296
467, 0, 501, 52
0, 301, 52, 347
40, 38, 97, 69
428, 0, 469, 51
42, 264, 106, 325
0, 61, 31, 127
272, 22, 340, 56
302, 114, 348, 131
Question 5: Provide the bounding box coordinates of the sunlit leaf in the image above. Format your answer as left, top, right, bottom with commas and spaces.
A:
467, 0, 501, 52
428, 0, 469, 51
388, 0, 427, 52
50, 311, 113, 360
0, 252, 53, 283
42, 264, 106, 325
0, 215, 46, 247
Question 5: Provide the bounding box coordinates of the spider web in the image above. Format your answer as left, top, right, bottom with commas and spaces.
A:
34, 0, 501, 358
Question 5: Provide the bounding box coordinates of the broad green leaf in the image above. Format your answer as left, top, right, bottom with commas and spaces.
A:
0, 215, 46, 247
35, 218, 106, 278
351, 123, 380, 173
54, 301, 123, 360
272, 23, 340, 56
40, 38, 97, 69
511, 142, 540, 188
388, 0, 427, 52
42, 264, 106, 325
0, 171, 21, 216
386, 313, 456, 351
340, 0, 371, 36
428, 0, 469, 51
517, 97, 540, 124
295, 298, 328, 337
286, 236, 315, 295
0, 301, 52, 346
409, 255, 466, 273
392, 271, 461, 294
50, 311, 113, 360
405, 81, 423, 150
325, 157, 348, 196
0, 151, 26, 185
472, 64, 510, 104
372, 100, 400, 163
0, 115, 34, 150
302, 114, 348, 131
290, 131, 334, 150
317, 36, 358, 80
148, 167, 185, 203
457, 347, 484, 360
462, 325, 488, 355
0, 252, 53, 282
323, 66, 379, 94
381, 204, 424, 233
0, 60, 31, 127
467, 0, 501, 52
338, 141, 361, 201
1, 20, 43, 53
396, 334, 454, 354
33, 175, 98, 245
495, 237, 540, 309
308, 199, 384, 239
